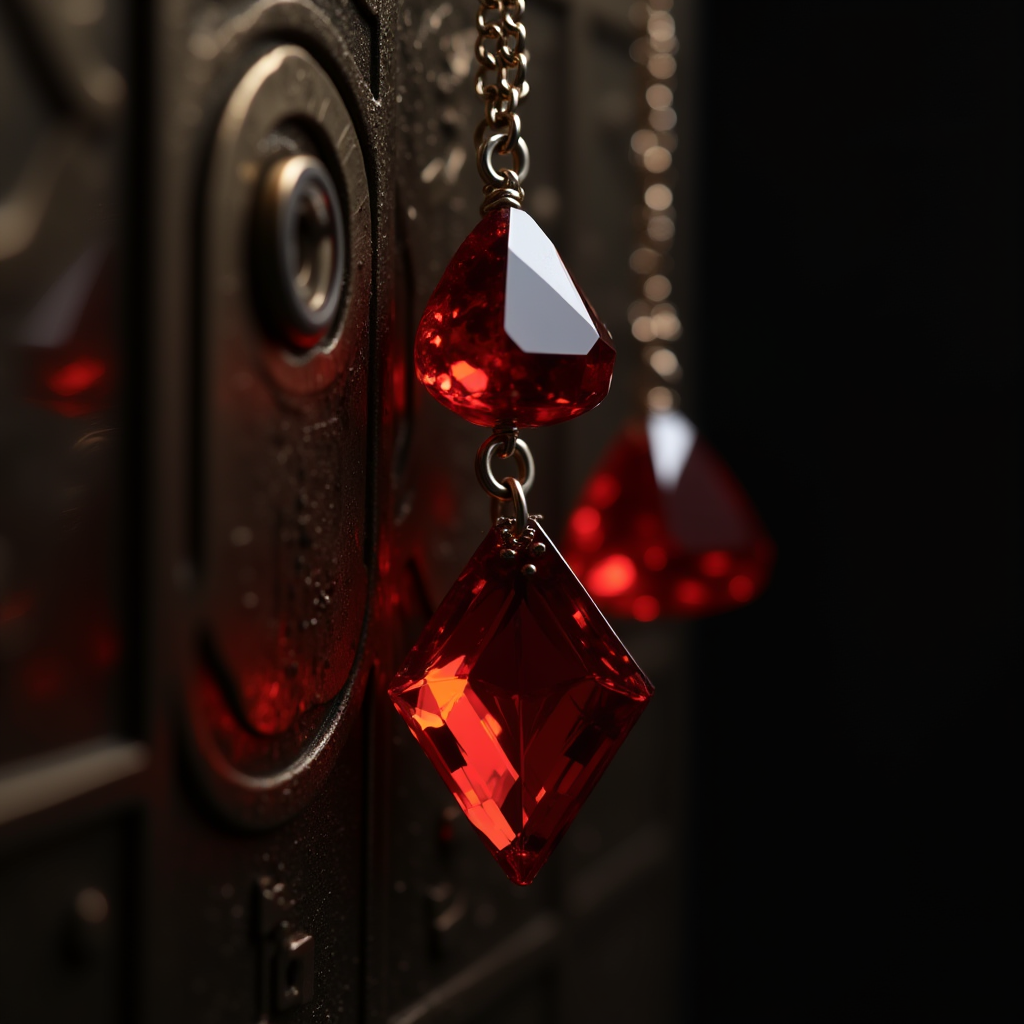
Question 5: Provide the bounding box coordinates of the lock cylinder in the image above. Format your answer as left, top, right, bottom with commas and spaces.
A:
255, 153, 346, 351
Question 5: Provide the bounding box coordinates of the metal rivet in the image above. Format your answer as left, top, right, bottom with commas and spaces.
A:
74, 888, 109, 925
500, 548, 516, 561
530, 542, 546, 556
66, 886, 110, 966
275, 931, 315, 1010
521, 563, 536, 576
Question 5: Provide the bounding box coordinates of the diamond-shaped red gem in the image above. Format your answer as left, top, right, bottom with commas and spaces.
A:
562, 412, 775, 620
389, 522, 652, 885
414, 208, 616, 428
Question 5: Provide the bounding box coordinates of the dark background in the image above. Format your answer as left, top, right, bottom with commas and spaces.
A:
690, 2, 1022, 1022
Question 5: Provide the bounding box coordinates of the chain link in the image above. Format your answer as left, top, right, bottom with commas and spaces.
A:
474, 0, 530, 211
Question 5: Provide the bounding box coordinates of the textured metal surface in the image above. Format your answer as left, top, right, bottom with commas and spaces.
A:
0, 0, 128, 767
143, 4, 394, 1018
188, 41, 374, 827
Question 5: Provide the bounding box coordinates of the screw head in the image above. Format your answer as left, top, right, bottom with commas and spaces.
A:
521, 563, 537, 576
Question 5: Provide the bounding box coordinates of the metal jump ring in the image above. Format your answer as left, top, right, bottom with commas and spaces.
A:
475, 434, 535, 500
503, 476, 530, 535
478, 133, 530, 188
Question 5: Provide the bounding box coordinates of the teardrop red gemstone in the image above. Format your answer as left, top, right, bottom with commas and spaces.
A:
562, 413, 775, 620
415, 208, 616, 428
389, 521, 652, 885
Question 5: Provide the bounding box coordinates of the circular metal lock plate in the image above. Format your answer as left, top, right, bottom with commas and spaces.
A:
255, 152, 347, 350
205, 43, 371, 393
190, 44, 373, 827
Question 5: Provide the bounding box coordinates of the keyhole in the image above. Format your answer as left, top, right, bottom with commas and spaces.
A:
291, 187, 335, 313
286, 956, 301, 993
255, 153, 346, 350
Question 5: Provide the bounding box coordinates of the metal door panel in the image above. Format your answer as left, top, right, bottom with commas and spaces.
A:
0, 2, 689, 1020
0, 0, 128, 766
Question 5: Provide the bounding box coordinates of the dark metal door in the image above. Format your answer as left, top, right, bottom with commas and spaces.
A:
0, 2, 688, 1020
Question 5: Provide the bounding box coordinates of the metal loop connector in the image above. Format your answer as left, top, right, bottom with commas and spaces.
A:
502, 476, 530, 535
499, 17, 526, 63
475, 433, 535, 500
478, 133, 530, 189
508, 52, 529, 97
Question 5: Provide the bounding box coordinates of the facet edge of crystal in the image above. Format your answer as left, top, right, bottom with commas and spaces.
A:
388, 521, 652, 884
412, 208, 616, 429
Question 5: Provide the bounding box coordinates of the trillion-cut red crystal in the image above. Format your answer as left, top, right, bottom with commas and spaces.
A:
562, 413, 775, 620
415, 208, 616, 428
389, 521, 652, 885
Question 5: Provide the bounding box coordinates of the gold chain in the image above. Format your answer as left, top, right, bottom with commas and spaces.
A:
473, 0, 530, 212
628, 1, 685, 411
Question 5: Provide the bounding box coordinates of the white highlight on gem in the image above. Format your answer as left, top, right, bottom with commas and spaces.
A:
503, 208, 598, 356
647, 410, 697, 491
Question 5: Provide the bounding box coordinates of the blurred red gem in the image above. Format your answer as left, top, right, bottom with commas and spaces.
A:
415, 208, 615, 428
562, 413, 775, 619
389, 522, 652, 885
46, 357, 106, 397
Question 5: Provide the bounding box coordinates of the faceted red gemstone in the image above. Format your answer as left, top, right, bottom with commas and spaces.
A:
389, 521, 652, 885
562, 413, 775, 619
415, 208, 616, 428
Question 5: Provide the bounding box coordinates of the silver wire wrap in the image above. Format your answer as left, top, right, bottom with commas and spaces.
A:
474, 0, 530, 211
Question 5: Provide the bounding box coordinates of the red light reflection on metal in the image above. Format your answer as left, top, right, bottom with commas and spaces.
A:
46, 357, 106, 397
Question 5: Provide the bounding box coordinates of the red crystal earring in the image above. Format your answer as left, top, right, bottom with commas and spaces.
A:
389, 0, 652, 886
563, 412, 775, 619
561, 0, 774, 621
